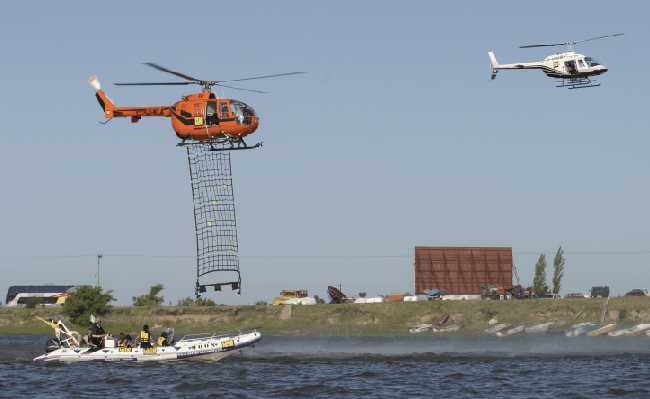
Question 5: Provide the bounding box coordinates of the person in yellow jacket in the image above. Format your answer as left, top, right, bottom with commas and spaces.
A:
156, 331, 168, 347
139, 324, 152, 349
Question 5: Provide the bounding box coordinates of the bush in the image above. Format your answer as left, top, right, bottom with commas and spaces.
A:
176, 297, 216, 307
176, 297, 194, 307
255, 300, 268, 305
194, 297, 216, 306
24, 298, 40, 309
63, 286, 115, 325
314, 295, 326, 304
133, 284, 164, 307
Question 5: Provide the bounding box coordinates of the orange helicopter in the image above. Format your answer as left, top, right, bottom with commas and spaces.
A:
88, 63, 304, 150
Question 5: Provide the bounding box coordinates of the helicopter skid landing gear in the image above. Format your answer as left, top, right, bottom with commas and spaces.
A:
209, 141, 263, 152
177, 139, 263, 151
556, 77, 600, 89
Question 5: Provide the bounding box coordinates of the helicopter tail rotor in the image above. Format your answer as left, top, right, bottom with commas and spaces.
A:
88, 75, 115, 119
488, 51, 499, 80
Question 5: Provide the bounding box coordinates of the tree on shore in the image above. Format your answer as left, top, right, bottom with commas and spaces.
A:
132, 284, 164, 307
532, 254, 548, 298
63, 286, 115, 325
552, 246, 566, 295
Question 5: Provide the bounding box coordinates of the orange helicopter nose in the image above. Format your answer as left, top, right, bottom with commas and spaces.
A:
251, 116, 260, 131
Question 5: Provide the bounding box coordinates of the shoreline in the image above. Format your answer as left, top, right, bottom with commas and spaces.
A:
2, 297, 649, 336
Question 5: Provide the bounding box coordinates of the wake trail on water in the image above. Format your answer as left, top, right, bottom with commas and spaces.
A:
4, 335, 650, 362
0, 335, 44, 362
242, 335, 650, 360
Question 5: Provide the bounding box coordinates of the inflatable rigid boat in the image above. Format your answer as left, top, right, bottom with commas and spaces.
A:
33, 318, 261, 363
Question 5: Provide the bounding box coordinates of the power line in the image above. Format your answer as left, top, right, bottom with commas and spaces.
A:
0, 254, 408, 260
5, 250, 650, 260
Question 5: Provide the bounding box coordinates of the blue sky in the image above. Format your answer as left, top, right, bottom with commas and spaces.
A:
1, 1, 648, 304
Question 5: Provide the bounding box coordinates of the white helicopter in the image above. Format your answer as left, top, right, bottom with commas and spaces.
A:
488, 33, 623, 89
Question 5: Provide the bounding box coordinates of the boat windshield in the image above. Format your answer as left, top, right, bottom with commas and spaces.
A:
585, 57, 600, 67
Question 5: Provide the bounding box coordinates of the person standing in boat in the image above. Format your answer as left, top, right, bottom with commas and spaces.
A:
139, 324, 152, 349
88, 319, 106, 348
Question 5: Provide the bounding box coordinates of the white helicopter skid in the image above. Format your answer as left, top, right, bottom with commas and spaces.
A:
556, 77, 600, 89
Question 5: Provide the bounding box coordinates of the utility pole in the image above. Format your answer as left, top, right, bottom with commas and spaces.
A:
97, 254, 103, 287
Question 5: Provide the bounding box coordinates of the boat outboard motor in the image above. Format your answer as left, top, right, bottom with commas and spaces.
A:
45, 337, 62, 353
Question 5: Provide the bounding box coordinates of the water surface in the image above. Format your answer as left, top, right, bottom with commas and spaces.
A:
2, 335, 650, 398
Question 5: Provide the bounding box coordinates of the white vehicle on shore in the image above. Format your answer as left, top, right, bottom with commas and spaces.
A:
33, 317, 261, 363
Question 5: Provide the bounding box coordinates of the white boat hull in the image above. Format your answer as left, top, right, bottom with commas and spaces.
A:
34, 331, 261, 363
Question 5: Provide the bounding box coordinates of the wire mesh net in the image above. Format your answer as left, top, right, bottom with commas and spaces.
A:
186, 144, 240, 293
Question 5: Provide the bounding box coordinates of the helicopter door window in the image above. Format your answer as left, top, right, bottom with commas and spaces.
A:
230, 102, 244, 124
218, 102, 231, 119
565, 60, 578, 75
205, 102, 218, 125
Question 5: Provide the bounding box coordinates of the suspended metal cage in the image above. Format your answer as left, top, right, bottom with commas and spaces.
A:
186, 143, 241, 297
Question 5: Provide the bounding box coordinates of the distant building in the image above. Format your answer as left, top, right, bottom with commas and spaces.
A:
415, 247, 513, 295
5, 285, 75, 307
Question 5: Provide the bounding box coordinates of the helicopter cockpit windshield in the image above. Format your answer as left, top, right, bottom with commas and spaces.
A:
230, 101, 256, 125
584, 57, 601, 67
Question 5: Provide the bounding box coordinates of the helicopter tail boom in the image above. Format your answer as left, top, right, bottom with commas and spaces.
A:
487, 51, 546, 80
88, 75, 172, 122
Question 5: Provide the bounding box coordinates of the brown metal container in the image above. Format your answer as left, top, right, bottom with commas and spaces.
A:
414, 247, 513, 295
383, 294, 406, 302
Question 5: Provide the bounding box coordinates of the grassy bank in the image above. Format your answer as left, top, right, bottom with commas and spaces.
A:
2, 297, 650, 336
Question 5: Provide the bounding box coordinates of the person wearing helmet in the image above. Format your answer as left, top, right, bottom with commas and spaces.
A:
88, 319, 106, 349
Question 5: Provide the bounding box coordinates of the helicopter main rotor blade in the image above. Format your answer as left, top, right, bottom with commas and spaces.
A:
220, 71, 306, 83
519, 43, 566, 48
213, 83, 268, 94
575, 33, 624, 44
142, 62, 202, 82
115, 82, 196, 86
520, 33, 624, 48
